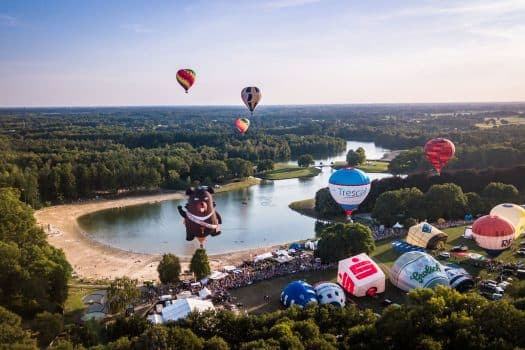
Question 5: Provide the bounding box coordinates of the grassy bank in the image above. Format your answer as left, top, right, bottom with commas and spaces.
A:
260, 165, 321, 180
332, 160, 389, 173
215, 177, 261, 193
288, 198, 316, 218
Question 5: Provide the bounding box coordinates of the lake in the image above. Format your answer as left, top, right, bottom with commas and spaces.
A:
78, 141, 393, 256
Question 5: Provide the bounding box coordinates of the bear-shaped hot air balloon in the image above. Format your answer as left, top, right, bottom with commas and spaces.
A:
490, 204, 525, 239
328, 167, 371, 219
176, 69, 196, 93
314, 282, 346, 307
471, 215, 515, 256
390, 251, 449, 292
280, 281, 317, 308
424, 138, 455, 175
177, 187, 222, 246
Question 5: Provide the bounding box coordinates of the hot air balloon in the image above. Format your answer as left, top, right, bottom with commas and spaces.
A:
390, 251, 449, 292
424, 138, 455, 175
328, 167, 371, 219
471, 215, 515, 256
177, 187, 222, 247
490, 203, 525, 239
176, 69, 196, 93
314, 282, 346, 307
235, 118, 250, 135
338, 253, 385, 297
280, 281, 317, 308
241, 87, 261, 115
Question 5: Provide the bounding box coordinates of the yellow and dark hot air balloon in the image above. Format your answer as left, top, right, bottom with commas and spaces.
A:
241, 87, 261, 115
176, 69, 196, 93
235, 118, 250, 135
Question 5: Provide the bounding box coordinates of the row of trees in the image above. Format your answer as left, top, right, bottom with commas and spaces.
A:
372, 182, 520, 226
316, 223, 375, 263
17, 286, 524, 349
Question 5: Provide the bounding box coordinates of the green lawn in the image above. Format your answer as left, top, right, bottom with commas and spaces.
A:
260, 166, 321, 180
63, 286, 93, 324
332, 160, 389, 173
229, 224, 525, 314
215, 177, 260, 193
475, 115, 525, 129
288, 198, 316, 218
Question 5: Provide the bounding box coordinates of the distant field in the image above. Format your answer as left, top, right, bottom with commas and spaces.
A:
332, 160, 389, 173
229, 224, 525, 314
215, 177, 260, 192
260, 164, 321, 180
475, 115, 525, 129
288, 198, 315, 217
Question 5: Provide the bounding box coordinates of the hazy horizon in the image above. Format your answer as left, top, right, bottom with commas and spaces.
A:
1, 0, 525, 107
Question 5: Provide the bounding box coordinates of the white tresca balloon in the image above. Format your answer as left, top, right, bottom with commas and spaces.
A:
328, 167, 371, 217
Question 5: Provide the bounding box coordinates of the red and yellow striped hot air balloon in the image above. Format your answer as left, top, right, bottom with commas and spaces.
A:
235, 118, 250, 135
424, 138, 455, 175
176, 69, 196, 93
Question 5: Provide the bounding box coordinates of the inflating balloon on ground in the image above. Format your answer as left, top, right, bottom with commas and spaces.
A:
280, 280, 317, 308
314, 282, 346, 307
490, 203, 525, 239
338, 253, 385, 297
390, 251, 449, 292
471, 214, 515, 256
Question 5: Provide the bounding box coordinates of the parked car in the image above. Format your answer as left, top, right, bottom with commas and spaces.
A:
438, 252, 451, 259
450, 245, 468, 252
498, 281, 511, 290
480, 284, 504, 294
516, 250, 525, 257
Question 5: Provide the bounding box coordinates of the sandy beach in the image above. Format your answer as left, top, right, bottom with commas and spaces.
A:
34, 192, 282, 283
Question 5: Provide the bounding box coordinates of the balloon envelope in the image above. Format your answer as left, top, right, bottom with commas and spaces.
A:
235, 118, 250, 135
328, 167, 371, 215
390, 251, 449, 291
280, 281, 317, 308
241, 87, 261, 113
472, 215, 515, 256
176, 69, 196, 93
314, 282, 346, 307
490, 203, 525, 239
424, 138, 455, 174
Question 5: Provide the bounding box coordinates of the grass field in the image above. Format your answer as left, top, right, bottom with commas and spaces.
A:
475, 115, 525, 129
215, 177, 261, 193
63, 285, 102, 323
260, 165, 321, 180
288, 198, 315, 217
332, 160, 389, 173
229, 224, 525, 314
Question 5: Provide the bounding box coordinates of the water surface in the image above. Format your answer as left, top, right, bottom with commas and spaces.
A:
78, 141, 392, 256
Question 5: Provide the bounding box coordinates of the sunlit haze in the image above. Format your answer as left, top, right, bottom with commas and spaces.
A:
1, 0, 524, 106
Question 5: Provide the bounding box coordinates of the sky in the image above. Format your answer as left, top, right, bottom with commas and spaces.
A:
0, 0, 524, 107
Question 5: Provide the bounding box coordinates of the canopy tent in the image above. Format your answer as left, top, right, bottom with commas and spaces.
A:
274, 255, 294, 264
209, 271, 228, 280
392, 222, 404, 229
176, 291, 193, 299
289, 243, 302, 250
254, 252, 273, 263
147, 314, 163, 324
463, 226, 473, 239
199, 287, 212, 299
304, 240, 318, 250
406, 222, 448, 249
160, 299, 215, 323
223, 265, 236, 273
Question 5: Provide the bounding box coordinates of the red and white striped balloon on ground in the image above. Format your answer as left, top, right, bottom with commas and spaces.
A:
471, 214, 515, 256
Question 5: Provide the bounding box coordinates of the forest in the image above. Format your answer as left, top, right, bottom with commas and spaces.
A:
0, 104, 524, 211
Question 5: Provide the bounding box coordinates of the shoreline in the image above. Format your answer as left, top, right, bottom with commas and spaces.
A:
35, 185, 288, 283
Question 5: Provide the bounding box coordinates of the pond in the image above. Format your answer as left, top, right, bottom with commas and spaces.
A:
78, 141, 393, 256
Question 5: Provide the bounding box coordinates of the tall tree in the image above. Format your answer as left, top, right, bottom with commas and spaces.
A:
190, 248, 211, 280
107, 277, 140, 314
298, 154, 314, 168
157, 253, 181, 285
316, 223, 375, 263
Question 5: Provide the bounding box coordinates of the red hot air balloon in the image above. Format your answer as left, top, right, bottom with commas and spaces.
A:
176, 69, 196, 93
424, 138, 455, 175
235, 118, 250, 135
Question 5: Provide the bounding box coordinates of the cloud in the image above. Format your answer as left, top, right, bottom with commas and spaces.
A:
120, 24, 153, 34
260, 0, 321, 10
0, 14, 18, 26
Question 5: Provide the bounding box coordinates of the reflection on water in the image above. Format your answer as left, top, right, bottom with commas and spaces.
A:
78, 141, 393, 256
